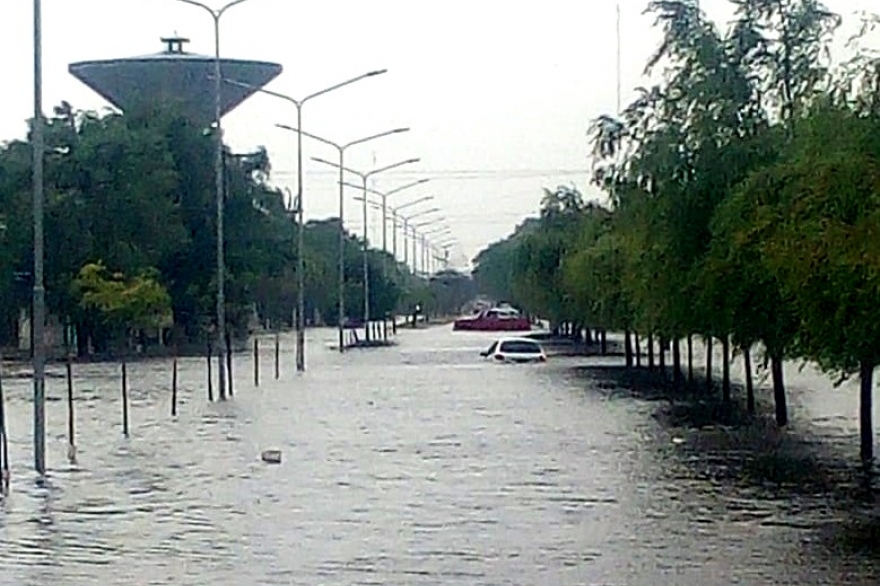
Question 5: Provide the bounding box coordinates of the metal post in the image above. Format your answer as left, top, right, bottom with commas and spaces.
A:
362, 177, 370, 340
616, 1, 621, 115
337, 151, 346, 353
295, 104, 305, 371
391, 211, 398, 263
402, 219, 408, 267
212, 15, 227, 401
32, 0, 46, 476
411, 228, 417, 275
421, 236, 427, 276
381, 195, 388, 278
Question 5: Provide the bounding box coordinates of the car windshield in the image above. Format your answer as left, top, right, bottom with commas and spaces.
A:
499, 340, 541, 354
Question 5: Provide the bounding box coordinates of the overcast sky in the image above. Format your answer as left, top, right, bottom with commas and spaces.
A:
0, 1, 875, 268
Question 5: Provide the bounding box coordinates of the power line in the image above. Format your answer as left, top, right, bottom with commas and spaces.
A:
272, 168, 591, 180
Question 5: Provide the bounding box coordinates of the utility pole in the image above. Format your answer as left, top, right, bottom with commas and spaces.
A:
32, 0, 47, 476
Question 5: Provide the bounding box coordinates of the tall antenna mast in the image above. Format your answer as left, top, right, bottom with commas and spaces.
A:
616, 1, 622, 115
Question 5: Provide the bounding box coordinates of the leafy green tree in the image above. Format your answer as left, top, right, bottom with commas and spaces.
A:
753, 102, 880, 460
72, 261, 172, 353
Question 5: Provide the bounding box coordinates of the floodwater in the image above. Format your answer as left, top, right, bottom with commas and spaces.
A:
0, 326, 878, 585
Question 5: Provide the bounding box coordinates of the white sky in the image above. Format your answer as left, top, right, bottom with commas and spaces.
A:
0, 0, 875, 268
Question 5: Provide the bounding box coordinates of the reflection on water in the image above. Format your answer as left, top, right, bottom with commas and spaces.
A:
0, 327, 877, 585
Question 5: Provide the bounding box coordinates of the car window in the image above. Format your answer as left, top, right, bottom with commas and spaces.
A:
499, 340, 541, 354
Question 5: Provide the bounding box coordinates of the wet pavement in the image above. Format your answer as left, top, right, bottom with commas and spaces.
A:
0, 326, 878, 585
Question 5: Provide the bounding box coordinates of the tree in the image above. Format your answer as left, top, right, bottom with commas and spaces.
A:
72, 262, 172, 353
755, 102, 880, 461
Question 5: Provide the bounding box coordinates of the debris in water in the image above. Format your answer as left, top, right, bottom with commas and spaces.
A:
261, 449, 282, 464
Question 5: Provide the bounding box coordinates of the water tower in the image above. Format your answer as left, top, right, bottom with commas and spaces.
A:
68, 36, 282, 127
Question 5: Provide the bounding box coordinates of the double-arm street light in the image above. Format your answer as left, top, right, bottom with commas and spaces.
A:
175, 0, 256, 400
399, 206, 440, 273
221, 70, 386, 371
340, 178, 429, 276
352, 193, 432, 267
422, 226, 452, 273
411, 219, 447, 276
321, 158, 421, 341
277, 125, 409, 353
391, 196, 434, 266
435, 239, 458, 270
438, 239, 459, 271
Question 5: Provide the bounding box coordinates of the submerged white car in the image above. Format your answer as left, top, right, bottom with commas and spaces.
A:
480, 337, 547, 363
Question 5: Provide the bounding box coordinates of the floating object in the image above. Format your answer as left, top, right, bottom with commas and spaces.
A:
261, 449, 282, 464
671, 437, 685, 445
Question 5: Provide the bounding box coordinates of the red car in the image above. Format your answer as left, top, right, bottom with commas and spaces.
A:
453, 306, 531, 332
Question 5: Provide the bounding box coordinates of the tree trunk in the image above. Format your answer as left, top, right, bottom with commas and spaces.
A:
624, 330, 633, 368
647, 333, 655, 371
600, 330, 607, 355
744, 346, 755, 415
687, 335, 694, 388
658, 337, 666, 374
721, 336, 731, 407
673, 338, 682, 390
770, 353, 788, 427
859, 360, 874, 463
705, 336, 713, 394
635, 332, 642, 368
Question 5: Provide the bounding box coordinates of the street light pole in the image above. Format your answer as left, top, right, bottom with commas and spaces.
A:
322, 159, 420, 341
338, 179, 429, 278
411, 220, 447, 277
401, 206, 441, 274
395, 196, 435, 271
221, 70, 387, 371
378, 180, 428, 278
176, 0, 254, 401
32, 0, 46, 476
278, 125, 409, 351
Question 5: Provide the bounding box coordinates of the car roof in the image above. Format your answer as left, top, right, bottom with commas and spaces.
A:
496, 336, 541, 344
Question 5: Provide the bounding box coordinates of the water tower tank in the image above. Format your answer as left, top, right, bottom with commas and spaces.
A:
68, 37, 282, 127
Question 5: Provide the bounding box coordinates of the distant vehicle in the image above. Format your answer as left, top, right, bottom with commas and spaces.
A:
480, 337, 547, 363
453, 305, 531, 331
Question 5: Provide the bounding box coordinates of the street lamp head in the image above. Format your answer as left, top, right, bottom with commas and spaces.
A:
368, 69, 389, 77
393, 128, 411, 135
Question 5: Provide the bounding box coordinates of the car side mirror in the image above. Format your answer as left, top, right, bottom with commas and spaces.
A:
479, 350, 488, 357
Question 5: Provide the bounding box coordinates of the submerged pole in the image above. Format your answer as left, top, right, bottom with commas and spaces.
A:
254, 337, 260, 387
274, 332, 280, 380
0, 353, 9, 494
121, 360, 130, 437
206, 342, 214, 401
225, 330, 234, 397
66, 352, 76, 462
171, 355, 179, 417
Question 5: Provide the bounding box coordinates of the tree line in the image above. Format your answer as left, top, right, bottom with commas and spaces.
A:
0, 101, 451, 356
472, 0, 880, 461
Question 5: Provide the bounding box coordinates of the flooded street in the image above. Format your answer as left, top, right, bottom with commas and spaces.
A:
1, 326, 878, 585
